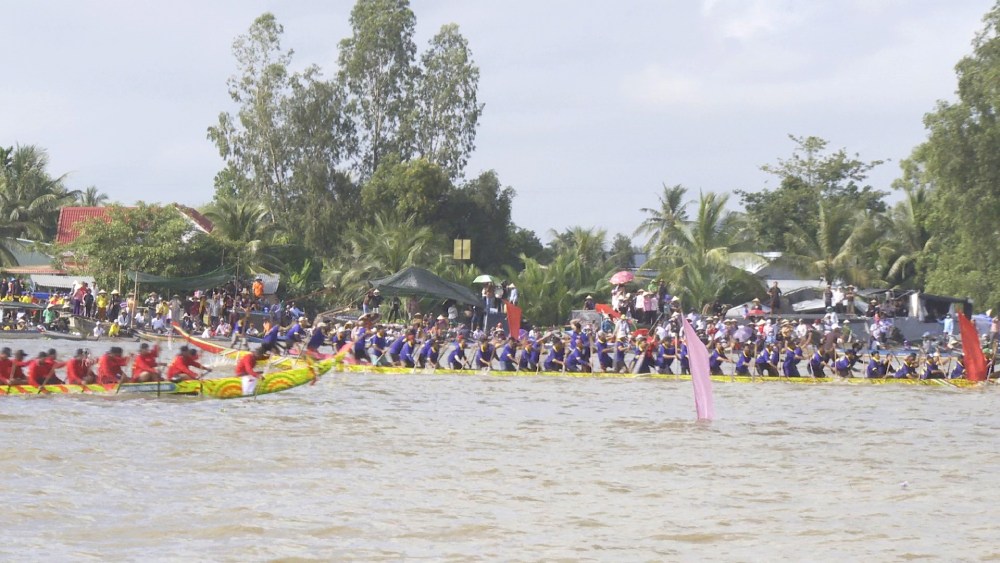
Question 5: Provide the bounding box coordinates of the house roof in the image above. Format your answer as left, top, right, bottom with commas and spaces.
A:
56, 205, 214, 245
56, 207, 112, 245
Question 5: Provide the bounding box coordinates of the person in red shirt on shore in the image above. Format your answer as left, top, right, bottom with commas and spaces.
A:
131, 343, 162, 382
236, 347, 269, 379
28, 349, 66, 387
65, 349, 97, 385
0, 347, 12, 385
166, 346, 212, 382
97, 347, 129, 384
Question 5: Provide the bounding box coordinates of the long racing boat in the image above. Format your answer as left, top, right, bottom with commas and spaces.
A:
0, 360, 332, 398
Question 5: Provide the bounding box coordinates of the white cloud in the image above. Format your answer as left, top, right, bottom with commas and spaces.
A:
621, 66, 703, 108
701, 0, 804, 40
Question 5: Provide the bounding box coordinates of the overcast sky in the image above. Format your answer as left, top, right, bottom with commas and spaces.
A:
2, 0, 993, 241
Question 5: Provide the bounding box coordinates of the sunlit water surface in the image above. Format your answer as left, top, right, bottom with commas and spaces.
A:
2, 339, 998, 561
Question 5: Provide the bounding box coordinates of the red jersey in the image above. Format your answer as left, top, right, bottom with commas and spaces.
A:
65, 358, 89, 385
235, 354, 261, 377
166, 355, 201, 378
0, 356, 11, 384
97, 354, 128, 384
28, 358, 64, 387
12, 359, 27, 382
131, 347, 160, 381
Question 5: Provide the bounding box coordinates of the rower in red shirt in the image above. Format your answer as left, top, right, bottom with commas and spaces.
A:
10, 350, 29, 385
0, 347, 12, 385
65, 349, 96, 385
131, 343, 162, 382
166, 347, 212, 382
28, 349, 66, 387
235, 347, 268, 378
97, 347, 129, 384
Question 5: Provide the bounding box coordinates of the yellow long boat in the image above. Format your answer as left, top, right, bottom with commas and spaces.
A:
0, 360, 332, 398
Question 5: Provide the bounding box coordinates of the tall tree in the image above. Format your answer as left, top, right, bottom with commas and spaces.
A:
738, 135, 887, 251
202, 197, 285, 273
408, 23, 484, 179
338, 0, 418, 178
360, 156, 451, 226
634, 183, 688, 253
208, 13, 295, 214
607, 233, 636, 270
913, 3, 1000, 308
436, 170, 519, 271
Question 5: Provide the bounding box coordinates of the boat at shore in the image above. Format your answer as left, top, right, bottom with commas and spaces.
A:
0, 360, 332, 398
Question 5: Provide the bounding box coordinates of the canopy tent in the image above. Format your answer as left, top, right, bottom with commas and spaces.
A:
371, 266, 481, 308
126, 268, 233, 292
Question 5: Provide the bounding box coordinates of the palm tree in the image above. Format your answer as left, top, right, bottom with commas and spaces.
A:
76, 186, 110, 206
0, 145, 79, 263
782, 199, 871, 286
651, 191, 763, 310
634, 183, 689, 253
878, 185, 932, 288
202, 197, 285, 273
323, 212, 440, 304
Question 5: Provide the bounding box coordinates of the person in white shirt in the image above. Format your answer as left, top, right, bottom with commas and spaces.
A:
508, 283, 518, 305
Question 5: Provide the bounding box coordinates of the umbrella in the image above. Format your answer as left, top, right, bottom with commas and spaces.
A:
609, 271, 635, 285
473, 274, 502, 284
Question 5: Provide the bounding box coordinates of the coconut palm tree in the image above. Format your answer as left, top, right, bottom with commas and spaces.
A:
651, 191, 764, 310
878, 185, 932, 288
76, 186, 110, 207
0, 145, 79, 263
202, 197, 285, 273
782, 199, 871, 286
634, 183, 689, 253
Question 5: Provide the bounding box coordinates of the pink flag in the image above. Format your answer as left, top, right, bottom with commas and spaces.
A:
683, 318, 715, 421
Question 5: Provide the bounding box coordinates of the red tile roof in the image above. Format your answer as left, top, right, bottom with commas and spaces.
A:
56, 205, 215, 245
56, 207, 112, 245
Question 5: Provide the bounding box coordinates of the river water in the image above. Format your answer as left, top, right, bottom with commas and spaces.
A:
2, 339, 999, 561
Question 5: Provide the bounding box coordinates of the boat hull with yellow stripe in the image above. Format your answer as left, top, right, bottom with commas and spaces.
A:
335, 363, 988, 387
0, 360, 332, 398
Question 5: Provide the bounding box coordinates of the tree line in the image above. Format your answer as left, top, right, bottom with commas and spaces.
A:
2, 1, 999, 325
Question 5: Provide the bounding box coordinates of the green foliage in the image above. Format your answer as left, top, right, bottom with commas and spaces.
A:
436, 170, 520, 271
62, 204, 223, 290
739, 135, 887, 251
913, 3, 1000, 309
76, 186, 109, 207
361, 156, 450, 225
338, 0, 418, 177
634, 183, 688, 253
408, 23, 484, 179
781, 200, 872, 286
202, 197, 285, 273
608, 233, 636, 270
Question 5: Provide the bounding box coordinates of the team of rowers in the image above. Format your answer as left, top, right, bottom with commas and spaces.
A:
0, 344, 276, 387
314, 313, 973, 379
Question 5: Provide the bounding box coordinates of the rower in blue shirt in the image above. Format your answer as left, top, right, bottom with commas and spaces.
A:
544, 339, 567, 371
735, 347, 753, 375
386, 333, 406, 365
782, 343, 802, 377
893, 354, 918, 379
498, 337, 517, 371
709, 342, 727, 375
472, 338, 495, 369
950, 354, 965, 379
447, 336, 468, 369
865, 351, 883, 378
398, 332, 417, 368
679, 342, 690, 374
520, 339, 541, 371
416, 338, 438, 369
661, 341, 677, 375
613, 337, 628, 373
923, 353, 945, 379
809, 351, 827, 377
595, 333, 613, 372
835, 349, 858, 377
369, 326, 389, 364
305, 322, 327, 355
755, 344, 777, 376
261, 323, 281, 351
352, 324, 369, 363
566, 339, 591, 373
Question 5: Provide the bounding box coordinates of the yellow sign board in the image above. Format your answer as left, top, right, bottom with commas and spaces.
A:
453, 239, 471, 260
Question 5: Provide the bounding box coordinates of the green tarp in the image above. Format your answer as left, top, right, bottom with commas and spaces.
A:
372, 267, 481, 308
126, 269, 233, 291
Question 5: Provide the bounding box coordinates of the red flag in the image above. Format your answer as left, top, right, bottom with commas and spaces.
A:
594, 303, 621, 319
682, 318, 714, 421
957, 312, 987, 381
505, 301, 522, 339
